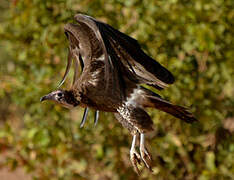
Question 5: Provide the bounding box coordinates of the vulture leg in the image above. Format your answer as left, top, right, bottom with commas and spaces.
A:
130, 134, 141, 175
139, 133, 152, 171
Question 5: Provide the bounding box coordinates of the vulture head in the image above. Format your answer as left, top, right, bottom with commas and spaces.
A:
40, 90, 79, 109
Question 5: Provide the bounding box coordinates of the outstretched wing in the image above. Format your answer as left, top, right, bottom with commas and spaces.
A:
59, 23, 102, 128
58, 23, 90, 87
74, 14, 175, 90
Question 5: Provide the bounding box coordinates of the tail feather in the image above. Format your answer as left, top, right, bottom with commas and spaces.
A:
141, 88, 197, 123
160, 103, 197, 123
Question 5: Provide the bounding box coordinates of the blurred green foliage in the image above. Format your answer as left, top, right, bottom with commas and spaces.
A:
0, 0, 233, 179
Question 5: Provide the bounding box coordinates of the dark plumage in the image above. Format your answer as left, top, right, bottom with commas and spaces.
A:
40, 14, 197, 174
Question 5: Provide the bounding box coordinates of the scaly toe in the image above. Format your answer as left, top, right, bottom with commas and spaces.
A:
144, 147, 152, 161
130, 151, 141, 175
140, 148, 153, 171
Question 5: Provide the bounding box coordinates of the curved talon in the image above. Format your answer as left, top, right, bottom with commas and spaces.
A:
140, 133, 153, 171
140, 148, 153, 171
130, 150, 141, 175
129, 133, 153, 174
130, 134, 141, 175
144, 147, 152, 161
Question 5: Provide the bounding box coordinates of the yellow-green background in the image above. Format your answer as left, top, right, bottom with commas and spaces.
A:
0, 0, 233, 179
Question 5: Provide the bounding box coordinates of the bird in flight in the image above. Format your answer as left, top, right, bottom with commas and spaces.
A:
40, 14, 197, 174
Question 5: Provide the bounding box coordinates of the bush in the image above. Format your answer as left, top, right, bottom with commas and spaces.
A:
0, 0, 233, 179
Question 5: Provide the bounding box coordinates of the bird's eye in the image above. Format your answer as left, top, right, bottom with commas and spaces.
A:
57, 93, 63, 97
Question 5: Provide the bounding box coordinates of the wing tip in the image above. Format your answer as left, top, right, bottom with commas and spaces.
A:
74, 13, 94, 22
74, 13, 86, 19
166, 72, 175, 84
156, 66, 175, 84
177, 106, 198, 123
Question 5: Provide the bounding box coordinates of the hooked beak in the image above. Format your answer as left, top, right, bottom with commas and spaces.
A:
40, 94, 52, 102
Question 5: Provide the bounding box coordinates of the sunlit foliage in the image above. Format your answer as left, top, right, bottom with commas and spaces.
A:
0, 0, 233, 179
